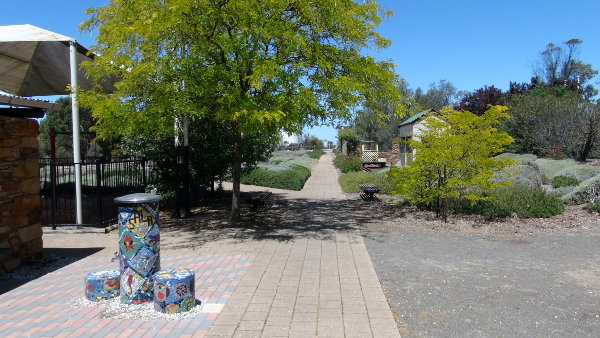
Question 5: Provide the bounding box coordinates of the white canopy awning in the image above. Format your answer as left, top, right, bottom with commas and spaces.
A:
0, 24, 113, 96
0, 24, 115, 225
0, 92, 60, 110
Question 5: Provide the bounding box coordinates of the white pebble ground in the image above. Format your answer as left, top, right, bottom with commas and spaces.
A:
70, 297, 207, 320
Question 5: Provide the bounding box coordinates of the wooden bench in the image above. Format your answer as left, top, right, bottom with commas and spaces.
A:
359, 184, 379, 201
247, 191, 273, 212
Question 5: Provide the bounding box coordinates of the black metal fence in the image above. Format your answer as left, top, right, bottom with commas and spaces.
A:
40, 158, 154, 228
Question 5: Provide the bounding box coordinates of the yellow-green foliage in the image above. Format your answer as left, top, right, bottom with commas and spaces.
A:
387, 106, 516, 221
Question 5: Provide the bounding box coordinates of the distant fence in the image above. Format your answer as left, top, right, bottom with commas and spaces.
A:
39, 157, 154, 228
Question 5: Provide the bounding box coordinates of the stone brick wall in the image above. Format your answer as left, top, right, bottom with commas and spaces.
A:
383, 140, 400, 167
0, 115, 43, 273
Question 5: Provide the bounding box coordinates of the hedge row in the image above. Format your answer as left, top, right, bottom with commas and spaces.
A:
449, 185, 564, 218
333, 155, 362, 173
338, 171, 394, 194
240, 165, 311, 191
308, 149, 326, 159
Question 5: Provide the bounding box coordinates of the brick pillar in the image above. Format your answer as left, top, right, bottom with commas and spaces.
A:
388, 139, 400, 166
0, 116, 43, 274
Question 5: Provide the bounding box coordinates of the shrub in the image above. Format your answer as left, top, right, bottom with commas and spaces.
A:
551, 175, 580, 188
338, 128, 359, 155
562, 177, 600, 205
338, 171, 394, 194
586, 201, 600, 214
496, 153, 537, 163
450, 185, 564, 218
388, 106, 516, 222
240, 165, 311, 190
333, 155, 363, 173
546, 145, 568, 159
308, 149, 325, 159
536, 158, 600, 181
554, 185, 576, 197
494, 153, 543, 188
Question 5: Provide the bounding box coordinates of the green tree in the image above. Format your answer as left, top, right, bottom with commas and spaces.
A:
353, 79, 419, 152
388, 106, 516, 222
456, 85, 506, 116
337, 128, 360, 155
81, 0, 404, 220
39, 97, 95, 158
505, 91, 600, 161
413, 80, 464, 110
534, 39, 598, 100
305, 135, 324, 150
120, 116, 279, 196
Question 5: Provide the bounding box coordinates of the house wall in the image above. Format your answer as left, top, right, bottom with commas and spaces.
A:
398, 124, 416, 166
412, 119, 429, 142
398, 124, 413, 138
397, 116, 440, 166
0, 115, 43, 274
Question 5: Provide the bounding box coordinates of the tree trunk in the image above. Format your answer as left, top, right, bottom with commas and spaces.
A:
231, 129, 243, 221
441, 166, 448, 223
442, 197, 448, 223
577, 120, 595, 162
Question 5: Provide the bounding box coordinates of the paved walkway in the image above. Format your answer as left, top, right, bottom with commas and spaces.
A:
0, 152, 399, 337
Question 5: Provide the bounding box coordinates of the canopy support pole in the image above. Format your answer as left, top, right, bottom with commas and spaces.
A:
70, 41, 83, 225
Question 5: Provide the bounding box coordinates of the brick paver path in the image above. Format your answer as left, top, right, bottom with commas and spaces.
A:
1, 151, 399, 337
207, 152, 399, 337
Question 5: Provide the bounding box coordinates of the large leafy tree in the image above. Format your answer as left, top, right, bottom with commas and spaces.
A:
456, 85, 506, 116
388, 106, 515, 222
81, 0, 404, 220
534, 39, 598, 100
120, 116, 279, 196
504, 91, 600, 161
413, 80, 464, 110
353, 79, 419, 152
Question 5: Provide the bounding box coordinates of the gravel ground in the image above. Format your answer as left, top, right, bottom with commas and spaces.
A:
355, 201, 600, 337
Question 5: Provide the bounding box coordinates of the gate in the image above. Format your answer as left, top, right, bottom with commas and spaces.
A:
40, 158, 153, 228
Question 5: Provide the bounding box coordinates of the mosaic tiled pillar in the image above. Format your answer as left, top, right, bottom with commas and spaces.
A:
153, 268, 196, 313
114, 193, 162, 304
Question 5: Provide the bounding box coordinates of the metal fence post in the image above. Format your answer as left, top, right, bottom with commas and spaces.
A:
50, 160, 57, 230
95, 159, 102, 225
142, 158, 147, 188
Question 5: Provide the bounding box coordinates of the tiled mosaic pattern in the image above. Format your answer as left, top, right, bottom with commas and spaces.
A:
118, 203, 161, 304
0, 254, 254, 337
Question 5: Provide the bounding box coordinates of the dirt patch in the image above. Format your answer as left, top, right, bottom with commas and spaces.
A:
565, 267, 600, 293
352, 196, 600, 237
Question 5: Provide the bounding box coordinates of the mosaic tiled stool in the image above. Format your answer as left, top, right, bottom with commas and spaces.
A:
84, 270, 120, 301
153, 268, 196, 314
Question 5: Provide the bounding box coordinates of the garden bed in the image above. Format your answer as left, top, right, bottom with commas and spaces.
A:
353, 201, 599, 237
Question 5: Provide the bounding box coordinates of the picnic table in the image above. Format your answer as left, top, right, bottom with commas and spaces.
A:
246, 191, 273, 212
359, 184, 379, 200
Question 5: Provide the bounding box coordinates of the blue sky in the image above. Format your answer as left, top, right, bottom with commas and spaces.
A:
2, 0, 600, 142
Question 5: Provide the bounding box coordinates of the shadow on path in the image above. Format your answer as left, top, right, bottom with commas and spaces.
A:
0, 247, 104, 295
159, 193, 360, 251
